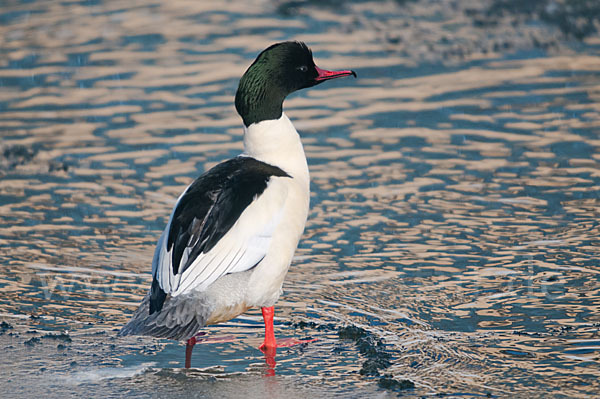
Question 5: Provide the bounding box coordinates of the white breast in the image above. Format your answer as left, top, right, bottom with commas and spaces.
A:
243, 113, 309, 185
242, 113, 310, 306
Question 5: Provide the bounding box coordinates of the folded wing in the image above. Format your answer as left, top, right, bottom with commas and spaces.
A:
149, 157, 290, 314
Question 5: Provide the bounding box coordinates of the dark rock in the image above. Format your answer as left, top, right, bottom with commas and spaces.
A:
378, 375, 415, 391
24, 337, 40, 347
0, 321, 13, 335
48, 161, 69, 172
42, 332, 72, 343
1, 145, 37, 170
360, 358, 391, 376
339, 325, 394, 379
294, 320, 317, 329
338, 325, 368, 340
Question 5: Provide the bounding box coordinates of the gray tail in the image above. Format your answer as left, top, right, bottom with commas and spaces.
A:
118, 292, 207, 342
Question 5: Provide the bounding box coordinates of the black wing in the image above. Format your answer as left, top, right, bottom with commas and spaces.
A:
149, 156, 289, 314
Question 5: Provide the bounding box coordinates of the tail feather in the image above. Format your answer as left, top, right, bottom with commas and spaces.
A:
119, 291, 212, 342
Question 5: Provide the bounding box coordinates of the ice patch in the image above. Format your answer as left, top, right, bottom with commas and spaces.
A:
68, 363, 156, 384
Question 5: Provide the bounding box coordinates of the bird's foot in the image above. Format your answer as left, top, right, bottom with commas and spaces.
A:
259, 343, 277, 376
259, 338, 317, 376
258, 341, 274, 353
259, 337, 317, 352
273, 337, 317, 348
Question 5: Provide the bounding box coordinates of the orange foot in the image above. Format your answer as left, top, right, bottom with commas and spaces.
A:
273, 337, 317, 348
258, 307, 319, 375
259, 338, 318, 376
259, 337, 317, 352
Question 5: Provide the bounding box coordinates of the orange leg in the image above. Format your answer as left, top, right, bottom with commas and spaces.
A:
185, 336, 196, 368
259, 306, 277, 351
259, 306, 277, 376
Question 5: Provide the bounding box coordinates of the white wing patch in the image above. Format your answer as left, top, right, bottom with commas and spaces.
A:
152, 177, 288, 297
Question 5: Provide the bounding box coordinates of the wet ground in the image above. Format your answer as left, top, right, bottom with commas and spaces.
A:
1, 0, 600, 397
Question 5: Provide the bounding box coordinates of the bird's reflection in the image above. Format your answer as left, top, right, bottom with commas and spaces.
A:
261, 345, 277, 377
182, 333, 315, 374
260, 337, 317, 377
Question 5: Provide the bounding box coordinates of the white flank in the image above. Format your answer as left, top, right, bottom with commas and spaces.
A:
153, 113, 310, 308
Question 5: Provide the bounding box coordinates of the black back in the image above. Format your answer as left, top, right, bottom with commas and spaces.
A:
149, 157, 290, 314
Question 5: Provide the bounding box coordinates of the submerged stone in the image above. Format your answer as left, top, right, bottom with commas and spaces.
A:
338, 325, 368, 340
0, 321, 13, 335
24, 337, 40, 347
339, 324, 394, 380
42, 332, 72, 343
378, 375, 415, 391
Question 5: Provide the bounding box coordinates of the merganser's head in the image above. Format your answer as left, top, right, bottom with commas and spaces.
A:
235, 41, 356, 127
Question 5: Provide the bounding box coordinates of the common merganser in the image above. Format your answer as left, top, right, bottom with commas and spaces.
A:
119, 41, 356, 368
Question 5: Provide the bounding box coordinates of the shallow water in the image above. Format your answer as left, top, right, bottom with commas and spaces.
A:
1, 0, 600, 397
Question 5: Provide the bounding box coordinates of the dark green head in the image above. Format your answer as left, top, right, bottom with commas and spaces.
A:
235, 41, 356, 127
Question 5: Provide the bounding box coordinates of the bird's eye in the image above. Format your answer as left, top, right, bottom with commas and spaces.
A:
297, 65, 308, 72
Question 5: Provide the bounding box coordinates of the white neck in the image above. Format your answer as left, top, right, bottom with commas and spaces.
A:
242, 113, 309, 183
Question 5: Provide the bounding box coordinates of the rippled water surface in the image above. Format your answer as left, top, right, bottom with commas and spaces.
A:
1, 0, 600, 397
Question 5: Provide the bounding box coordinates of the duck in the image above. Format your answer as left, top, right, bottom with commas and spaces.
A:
118, 41, 356, 368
